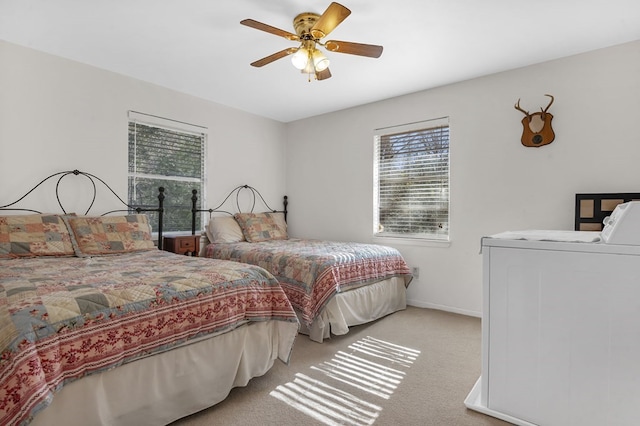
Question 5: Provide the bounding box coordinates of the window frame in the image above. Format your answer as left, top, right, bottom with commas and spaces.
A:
127, 111, 207, 235
373, 117, 450, 243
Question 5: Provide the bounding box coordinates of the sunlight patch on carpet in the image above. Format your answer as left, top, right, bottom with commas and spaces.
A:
270, 336, 421, 425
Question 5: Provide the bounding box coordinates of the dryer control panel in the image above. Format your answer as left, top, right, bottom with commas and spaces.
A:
601, 201, 640, 245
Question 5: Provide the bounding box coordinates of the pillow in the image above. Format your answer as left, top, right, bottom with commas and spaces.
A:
65, 214, 156, 256
234, 212, 288, 242
0, 214, 75, 258
205, 216, 245, 243
271, 212, 287, 231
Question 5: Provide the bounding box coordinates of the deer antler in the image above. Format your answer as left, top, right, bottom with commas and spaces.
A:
542, 94, 554, 112
514, 99, 530, 117
539, 94, 554, 118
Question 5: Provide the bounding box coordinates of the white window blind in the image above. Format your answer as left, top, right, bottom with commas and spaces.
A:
128, 112, 206, 233
374, 118, 450, 240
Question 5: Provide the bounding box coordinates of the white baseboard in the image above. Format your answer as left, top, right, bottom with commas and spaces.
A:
465, 377, 537, 426
406, 299, 481, 318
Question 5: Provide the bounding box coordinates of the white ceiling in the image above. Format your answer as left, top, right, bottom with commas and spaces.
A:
1, 1, 639, 123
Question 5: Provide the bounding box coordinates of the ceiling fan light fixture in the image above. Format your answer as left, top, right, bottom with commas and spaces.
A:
301, 58, 316, 74
241, 2, 383, 80
291, 48, 309, 69
312, 49, 330, 71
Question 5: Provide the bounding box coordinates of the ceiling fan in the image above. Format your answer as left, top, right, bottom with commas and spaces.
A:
240, 2, 383, 81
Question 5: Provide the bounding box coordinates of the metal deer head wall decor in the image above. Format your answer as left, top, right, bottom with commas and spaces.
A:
514, 94, 555, 147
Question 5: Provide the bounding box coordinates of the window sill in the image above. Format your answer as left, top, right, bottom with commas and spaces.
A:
160, 231, 197, 237
373, 235, 451, 248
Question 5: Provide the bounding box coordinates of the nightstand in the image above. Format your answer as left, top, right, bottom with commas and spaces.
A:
163, 234, 200, 256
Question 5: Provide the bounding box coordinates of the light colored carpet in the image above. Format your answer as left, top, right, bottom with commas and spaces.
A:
172, 307, 511, 426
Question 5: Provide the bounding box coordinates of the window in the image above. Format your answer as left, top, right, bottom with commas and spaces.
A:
374, 118, 449, 240
128, 111, 206, 233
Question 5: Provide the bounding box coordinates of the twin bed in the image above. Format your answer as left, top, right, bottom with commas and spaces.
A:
1, 172, 412, 425
192, 185, 413, 343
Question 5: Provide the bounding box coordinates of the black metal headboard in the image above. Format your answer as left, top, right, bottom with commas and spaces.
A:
189, 184, 287, 235
575, 192, 640, 231
0, 169, 166, 249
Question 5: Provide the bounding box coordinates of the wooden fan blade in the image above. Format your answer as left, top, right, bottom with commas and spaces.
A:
310, 2, 351, 39
316, 68, 332, 81
241, 19, 299, 41
324, 40, 383, 58
250, 48, 297, 67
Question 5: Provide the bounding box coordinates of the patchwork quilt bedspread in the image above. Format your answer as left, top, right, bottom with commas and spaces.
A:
0, 250, 297, 426
204, 239, 412, 327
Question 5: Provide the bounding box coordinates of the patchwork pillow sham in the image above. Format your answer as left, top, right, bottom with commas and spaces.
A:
65, 214, 156, 256
0, 214, 75, 258
234, 212, 288, 243
206, 216, 246, 243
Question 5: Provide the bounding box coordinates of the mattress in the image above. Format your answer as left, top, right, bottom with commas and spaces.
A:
0, 250, 298, 425
203, 238, 412, 341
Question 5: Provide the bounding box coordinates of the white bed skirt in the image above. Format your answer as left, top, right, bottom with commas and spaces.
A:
30, 320, 298, 426
300, 276, 407, 343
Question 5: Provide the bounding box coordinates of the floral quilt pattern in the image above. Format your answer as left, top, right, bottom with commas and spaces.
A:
0, 250, 297, 426
205, 239, 412, 327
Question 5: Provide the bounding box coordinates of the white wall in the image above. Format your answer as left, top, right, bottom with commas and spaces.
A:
3, 38, 639, 317
285, 40, 640, 316
0, 40, 287, 214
